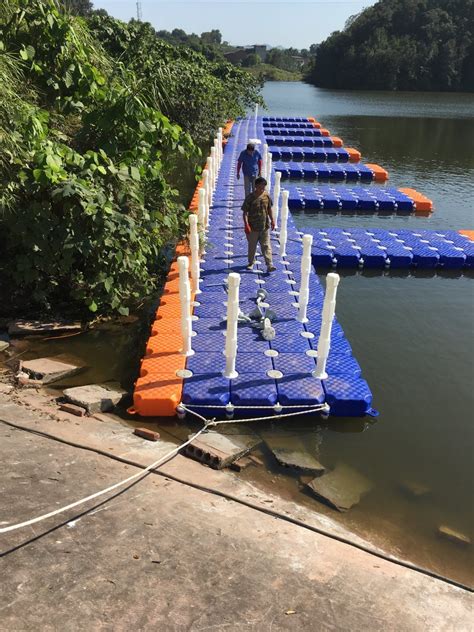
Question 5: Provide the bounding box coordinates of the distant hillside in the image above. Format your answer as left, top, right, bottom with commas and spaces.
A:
245, 64, 302, 82
306, 0, 474, 91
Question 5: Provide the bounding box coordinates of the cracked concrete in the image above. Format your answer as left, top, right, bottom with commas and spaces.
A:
0, 393, 472, 631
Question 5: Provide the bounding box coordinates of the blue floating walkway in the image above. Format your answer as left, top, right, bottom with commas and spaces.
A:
284, 184, 416, 213
306, 227, 474, 269
181, 116, 375, 418
275, 161, 376, 182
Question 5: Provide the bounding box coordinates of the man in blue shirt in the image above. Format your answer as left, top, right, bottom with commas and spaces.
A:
237, 143, 262, 197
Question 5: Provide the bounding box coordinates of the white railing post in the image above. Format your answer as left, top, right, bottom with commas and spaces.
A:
313, 273, 340, 379
197, 187, 206, 233
213, 139, 219, 171
266, 153, 272, 193
178, 256, 194, 357
210, 147, 217, 187
279, 190, 289, 258
261, 144, 268, 179
223, 272, 240, 379
254, 103, 259, 122
297, 234, 313, 323
189, 214, 201, 295
207, 156, 214, 207
273, 171, 281, 229
201, 169, 210, 226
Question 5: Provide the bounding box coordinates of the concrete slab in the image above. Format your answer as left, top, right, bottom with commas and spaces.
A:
307, 462, 373, 512
21, 356, 84, 385
263, 431, 325, 474
185, 429, 261, 469
8, 319, 82, 336
0, 424, 471, 631
63, 382, 126, 414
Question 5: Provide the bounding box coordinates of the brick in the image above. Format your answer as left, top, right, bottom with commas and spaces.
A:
230, 456, 253, 472
134, 427, 160, 442
59, 402, 86, 417
249, 454, 264, 466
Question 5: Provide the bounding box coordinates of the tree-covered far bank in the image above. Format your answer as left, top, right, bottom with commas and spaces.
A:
306, 0, 474, 92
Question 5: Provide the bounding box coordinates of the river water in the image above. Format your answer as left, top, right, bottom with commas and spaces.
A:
5, 82, 472, 585
257, 81, 474, 584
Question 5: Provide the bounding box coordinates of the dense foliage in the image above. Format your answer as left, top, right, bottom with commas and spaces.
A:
306, 0, 474, 91
0, 1, 261, 317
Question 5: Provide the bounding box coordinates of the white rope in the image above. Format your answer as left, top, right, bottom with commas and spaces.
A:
180, 404, 327, 426
0, 422, 212, 534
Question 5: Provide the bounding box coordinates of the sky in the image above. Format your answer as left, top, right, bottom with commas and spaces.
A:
92, 0, 378, 49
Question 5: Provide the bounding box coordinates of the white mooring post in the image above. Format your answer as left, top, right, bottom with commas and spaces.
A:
218, 127, 223, 162
201, 169, 210, 225
273, 171, 281, 229
313, 273, 341, 379
261, 144, 268, 179
297, 234, 313, 323
178, 256, 194, 357
189, 214, 201, 295
266, 153, 272, 193
279, 190, 289, 258
210, 147, 217, 186
223, 272, 240, 379
197, 187, 206, 233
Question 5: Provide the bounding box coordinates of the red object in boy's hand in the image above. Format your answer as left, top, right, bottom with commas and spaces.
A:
244, 222, 251, 235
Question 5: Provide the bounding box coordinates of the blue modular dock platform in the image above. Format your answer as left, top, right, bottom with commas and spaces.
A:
284, 184, 416, 212
275, 161, 376, 182
178, 117, 375, 418
307, 227, 474, 269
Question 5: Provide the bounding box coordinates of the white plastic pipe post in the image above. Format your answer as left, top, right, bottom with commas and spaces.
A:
313, 273, 341, 379
197, 187, 206, 232
273, 171, 281, 229
210, 147, 217, 187
218, 127, 223, 162
178, 256, 194, 356
279, 190, 289, 258
207, 156, 214, 207
255, 103, 259, 121
213, 139, 219, 170
189, 214, 201, 295
223, 272, 240, 379
261, 144, 268, 179
266, 153, 272, 193
297, 234, 313, 323
201, 169, 210, 225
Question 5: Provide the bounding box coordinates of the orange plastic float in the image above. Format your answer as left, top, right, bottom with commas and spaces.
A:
399, 188, 433, 212
307, 117, 321, 129
458, 230, 474, 242
331, 136, 344, 148
346, 148, 362, 162
365, 163, 389, 182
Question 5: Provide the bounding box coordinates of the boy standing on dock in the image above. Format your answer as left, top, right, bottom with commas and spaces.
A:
242, 177, 276, 273
237, 143, 262, 196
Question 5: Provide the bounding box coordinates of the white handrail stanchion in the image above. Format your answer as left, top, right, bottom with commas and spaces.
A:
313, 273, 341, 379
178, 256, 194, 357
213, 139, 219, 170
210, 147, 217, 187
218, 127, 223, 163
279, 190, 289, 258
261, 143, 268, 179
273, 171, 281, 229
254, 103, 259, 122
297, 234, 313, 323
189, 214, 201, 295
223, 272, 240, 379
266, 153, 272, 193
197, 187, 206, 233
207, 156, 214, 207
201, 169, 210, 226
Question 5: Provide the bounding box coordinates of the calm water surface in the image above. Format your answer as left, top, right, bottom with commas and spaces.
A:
258, 82, 474, 584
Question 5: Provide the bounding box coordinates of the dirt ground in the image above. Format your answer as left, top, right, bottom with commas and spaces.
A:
0, 393, 472, 631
